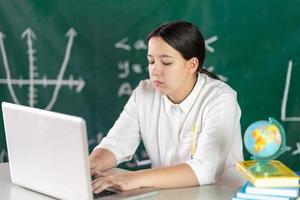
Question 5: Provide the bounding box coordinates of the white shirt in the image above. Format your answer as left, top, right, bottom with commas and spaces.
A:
95, 73, 245, 186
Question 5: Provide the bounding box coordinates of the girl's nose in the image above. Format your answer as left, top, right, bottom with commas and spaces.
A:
150, 63, 161, 76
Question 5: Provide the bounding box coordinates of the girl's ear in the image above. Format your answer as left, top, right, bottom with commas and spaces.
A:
187, 57, 199, 74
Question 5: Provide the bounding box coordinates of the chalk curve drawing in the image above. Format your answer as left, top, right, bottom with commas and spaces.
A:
281, 60, 300, 121
0, 27, 85, 110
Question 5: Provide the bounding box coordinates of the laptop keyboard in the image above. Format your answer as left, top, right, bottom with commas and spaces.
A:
93, 189, 117, 198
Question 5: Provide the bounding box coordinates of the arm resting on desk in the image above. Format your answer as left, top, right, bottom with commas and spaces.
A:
92, 163, 199, 194
136, 163, 199, 188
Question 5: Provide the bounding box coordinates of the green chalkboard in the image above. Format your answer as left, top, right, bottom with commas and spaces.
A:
0, 1, 300, 171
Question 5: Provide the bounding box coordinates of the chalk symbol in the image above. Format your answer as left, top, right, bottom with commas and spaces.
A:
281, 60, 300, 121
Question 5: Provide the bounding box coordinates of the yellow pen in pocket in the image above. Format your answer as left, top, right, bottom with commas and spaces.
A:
191, 124, 197, 158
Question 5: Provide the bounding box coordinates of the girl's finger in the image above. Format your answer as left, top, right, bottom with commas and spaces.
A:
93, 180, 114, 194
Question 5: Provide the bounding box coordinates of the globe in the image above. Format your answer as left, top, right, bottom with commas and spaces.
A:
243, 117, 287, 175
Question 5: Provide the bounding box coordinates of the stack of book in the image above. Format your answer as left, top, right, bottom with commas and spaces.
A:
232, 160, 300, 200
233, 182, 299, 200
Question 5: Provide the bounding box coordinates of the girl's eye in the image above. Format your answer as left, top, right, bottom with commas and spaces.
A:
148, 60, 154, 65
163, 62, 172, 66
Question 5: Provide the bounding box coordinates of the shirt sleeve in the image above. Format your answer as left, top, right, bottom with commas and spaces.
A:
185, 92, 241, 185
94, 87, 141, 165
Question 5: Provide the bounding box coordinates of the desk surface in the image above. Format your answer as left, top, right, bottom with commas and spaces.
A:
0, 163, 240, 200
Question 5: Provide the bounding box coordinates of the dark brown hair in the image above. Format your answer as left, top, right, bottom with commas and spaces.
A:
147, 21, 219, 79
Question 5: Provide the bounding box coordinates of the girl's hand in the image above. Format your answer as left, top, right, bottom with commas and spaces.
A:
89, 157, 103, 178
92, 171, 143, 194
89, 148, 117, 178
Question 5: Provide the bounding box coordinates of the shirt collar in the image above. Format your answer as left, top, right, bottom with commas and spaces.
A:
164, 73, 204, 114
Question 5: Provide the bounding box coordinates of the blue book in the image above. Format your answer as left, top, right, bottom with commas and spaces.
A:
233, 183, 297, 200
245, 182, 299, 198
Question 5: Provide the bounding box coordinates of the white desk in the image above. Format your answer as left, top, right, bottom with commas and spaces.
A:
0, 163, 240, 200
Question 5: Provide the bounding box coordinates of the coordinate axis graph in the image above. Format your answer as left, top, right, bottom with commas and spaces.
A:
0, 28, 85, 110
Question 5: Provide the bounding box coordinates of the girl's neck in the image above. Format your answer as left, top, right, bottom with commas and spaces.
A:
168, 74, 198, 104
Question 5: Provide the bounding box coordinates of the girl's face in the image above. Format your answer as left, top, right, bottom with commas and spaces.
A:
147, 36, 198, 103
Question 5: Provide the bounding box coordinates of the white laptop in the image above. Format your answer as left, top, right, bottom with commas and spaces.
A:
2, 102, 158, 200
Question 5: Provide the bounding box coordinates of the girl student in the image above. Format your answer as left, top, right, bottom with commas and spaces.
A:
89, 21, 244, 193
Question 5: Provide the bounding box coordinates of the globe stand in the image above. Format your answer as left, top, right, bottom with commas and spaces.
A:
248, 160, 277, 176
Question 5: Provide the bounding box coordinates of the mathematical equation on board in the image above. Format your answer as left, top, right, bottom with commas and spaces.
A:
115, 37, 147, 97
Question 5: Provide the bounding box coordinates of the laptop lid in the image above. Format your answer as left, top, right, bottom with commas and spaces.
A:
2, 102, 93, 200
